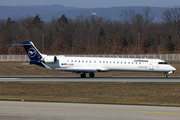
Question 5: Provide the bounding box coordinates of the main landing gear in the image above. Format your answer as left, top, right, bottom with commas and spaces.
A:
80, 73, 86, 78
80, 72, 95, 78
89, 72, 95, 78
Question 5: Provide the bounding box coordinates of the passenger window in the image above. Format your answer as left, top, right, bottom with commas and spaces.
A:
124, 62, 126, 64
71, 60, 73, 62
94, 61, 96, 63
132, 62, 133, 64
82, 60, 84, 63
67, 60, 69, 62
103, 61, 105, 63
128, 62, 130, 64
99, 61, 101, 63
86, 60, 88, 63
139, 62, 141, 64
89, 61, 91, 63
110, 61, 111, 64
106, 61, 108, 63
113, 61, 115, 64
117, 61, 119, 64
75, 60, 77, 62
79, 60, 80, 63
121, 62, 123, 64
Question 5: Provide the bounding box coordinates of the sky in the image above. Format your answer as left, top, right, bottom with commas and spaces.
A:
0, 0, 179, 8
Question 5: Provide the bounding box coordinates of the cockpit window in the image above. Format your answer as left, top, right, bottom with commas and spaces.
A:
158, 62, 168, 65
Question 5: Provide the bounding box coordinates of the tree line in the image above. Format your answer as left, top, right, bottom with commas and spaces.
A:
0, 6, 180, 55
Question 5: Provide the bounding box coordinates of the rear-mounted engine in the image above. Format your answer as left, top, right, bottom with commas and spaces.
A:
44, 56, 57, 63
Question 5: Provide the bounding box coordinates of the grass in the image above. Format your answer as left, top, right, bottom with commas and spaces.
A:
0, 82, 180, 106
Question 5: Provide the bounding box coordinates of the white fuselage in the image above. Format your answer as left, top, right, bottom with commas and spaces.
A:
45, 56, 176, 73
8, 41, 176, 78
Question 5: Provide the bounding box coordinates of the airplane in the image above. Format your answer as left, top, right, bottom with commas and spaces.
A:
8, 41, 176, 78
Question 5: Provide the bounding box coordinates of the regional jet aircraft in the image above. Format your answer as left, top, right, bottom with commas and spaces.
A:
8, 41, 176, 78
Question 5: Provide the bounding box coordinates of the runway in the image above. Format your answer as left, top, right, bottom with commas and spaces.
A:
0, 77, 180, 82
0, 101, 179, 120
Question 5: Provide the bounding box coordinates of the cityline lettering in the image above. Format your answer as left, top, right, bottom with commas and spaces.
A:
134, 60, 148, 62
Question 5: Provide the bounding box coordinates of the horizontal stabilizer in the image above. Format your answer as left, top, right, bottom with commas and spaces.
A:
8, 41, 32, 46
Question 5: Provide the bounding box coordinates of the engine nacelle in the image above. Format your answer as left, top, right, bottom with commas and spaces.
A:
44, 56, 57, 63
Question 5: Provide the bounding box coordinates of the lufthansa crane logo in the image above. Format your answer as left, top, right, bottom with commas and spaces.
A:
28, 48, 36, 58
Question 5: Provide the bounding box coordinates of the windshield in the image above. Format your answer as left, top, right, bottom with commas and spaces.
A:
158, 62, 168, 65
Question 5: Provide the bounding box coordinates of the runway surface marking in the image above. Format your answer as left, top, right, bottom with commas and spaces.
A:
0, 78, 20, 80
1, 106, 180, 115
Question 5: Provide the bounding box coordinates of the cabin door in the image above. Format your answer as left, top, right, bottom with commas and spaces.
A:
149, 62, 154, 70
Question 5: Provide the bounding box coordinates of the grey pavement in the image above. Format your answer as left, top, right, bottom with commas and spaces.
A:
0, 77, 180, 82
0, 101, 180, 120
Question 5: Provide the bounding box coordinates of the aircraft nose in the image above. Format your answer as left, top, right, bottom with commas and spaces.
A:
171, 66, 176, 71
173, 67, 176, 71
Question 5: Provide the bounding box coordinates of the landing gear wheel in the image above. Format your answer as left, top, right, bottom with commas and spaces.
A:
164, 73, 168, 78
89, 72, 95, 78
81, 73, 86, 78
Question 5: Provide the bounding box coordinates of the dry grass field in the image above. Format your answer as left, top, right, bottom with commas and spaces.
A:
0, 61, 180, 106
0, 82, 180, 106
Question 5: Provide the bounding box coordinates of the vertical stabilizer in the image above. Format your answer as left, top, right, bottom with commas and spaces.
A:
8, 41, 45, 67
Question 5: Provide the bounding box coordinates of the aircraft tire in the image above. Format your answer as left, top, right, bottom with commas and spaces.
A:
81, 73, 86, 78
164, 73, 168, 78
89, 72, 95, 77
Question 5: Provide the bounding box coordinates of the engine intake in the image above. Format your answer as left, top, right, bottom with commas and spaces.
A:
44, 56, 57, 63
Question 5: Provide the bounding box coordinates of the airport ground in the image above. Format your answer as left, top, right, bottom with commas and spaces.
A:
0, 61, 180, 106
1, 101, 180, 120
0, 81, 180, 106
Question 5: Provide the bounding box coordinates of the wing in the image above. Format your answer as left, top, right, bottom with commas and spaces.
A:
56, 67, 97, 73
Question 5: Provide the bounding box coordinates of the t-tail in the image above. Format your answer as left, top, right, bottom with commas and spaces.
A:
8, 41, 46, 67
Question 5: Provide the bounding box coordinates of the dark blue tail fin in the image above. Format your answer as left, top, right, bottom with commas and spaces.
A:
8, 41, 45, 67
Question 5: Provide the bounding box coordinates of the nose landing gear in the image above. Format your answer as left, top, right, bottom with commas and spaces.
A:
164, 72, 168, 78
